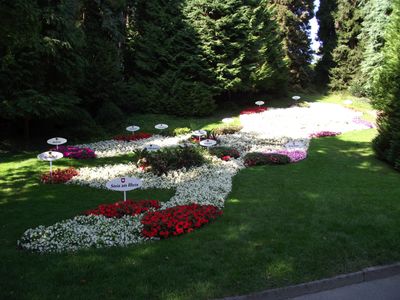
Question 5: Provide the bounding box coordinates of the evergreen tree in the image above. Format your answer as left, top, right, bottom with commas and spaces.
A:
354, 0, 392, 96
371, 0, 400, 170
314, 0, 337, 87
329, 0, 364, 91
0, 0, 85, 139
270, 0, 314, 88
124, 0, 216, 116
80, 0, 126, 121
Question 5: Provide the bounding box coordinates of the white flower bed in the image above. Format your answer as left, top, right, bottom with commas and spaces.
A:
18, 215, 148, 253
76, 134, 191, 158
240, 102, 373, 138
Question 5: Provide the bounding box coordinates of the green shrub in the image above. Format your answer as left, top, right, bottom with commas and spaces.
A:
211, 125, 243, 135
243, 152, 290, 167
173, 127, 192, 136
209, 146, 240, 159
96, 101, 124, 126
136, 147, 205, 176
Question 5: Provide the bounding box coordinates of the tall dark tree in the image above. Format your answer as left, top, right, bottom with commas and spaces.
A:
353, 0, 392, 96
314, 0, 337, 87
124, 0, 217, 116
329, 0, 364, 91
80, 0, 126, 123
270, 0, 314, 88
371, 0, 400, 170
0, 0, 85, 139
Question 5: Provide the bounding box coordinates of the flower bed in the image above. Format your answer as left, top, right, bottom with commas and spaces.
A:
113, 132, 152, 142
209, 146, 240, 160
309, 131, 341, 138
41, 167, 79, 184
18, 215, 146, 253
264, 149, 307, 163
141, 204, 222, 239
83, 200, 160, 218
51, 146, 95, 159
240, 107, 268, 115
244, 152, 290, 167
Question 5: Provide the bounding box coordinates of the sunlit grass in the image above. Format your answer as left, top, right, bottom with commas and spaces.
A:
1, 93, 399, 300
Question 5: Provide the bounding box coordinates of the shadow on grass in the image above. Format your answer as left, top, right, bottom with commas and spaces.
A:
1, 130, 400, 300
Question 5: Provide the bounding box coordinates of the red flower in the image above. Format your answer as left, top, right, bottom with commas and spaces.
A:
141, 204, 222, 239
240, 107, 268, 115
221, 155, 231, 161
40, 167, 79, 184
83, 200, 160, 218
113, 132, 152, 142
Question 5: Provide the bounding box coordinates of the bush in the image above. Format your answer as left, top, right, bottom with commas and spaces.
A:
96, 101, 124, 126
136, 147, 205, 176
209, 146, 240, 160
211, 125, 243, 135
173, 127, 192, 136
243, 152, 290, 167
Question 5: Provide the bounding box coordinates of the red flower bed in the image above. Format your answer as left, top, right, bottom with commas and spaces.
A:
141, 204, 222, 239
309, 131, 341, 138
113, 132, 152, 142
40, 167, 79, 184
240, 107, 268, 115
83, 200, 160, 218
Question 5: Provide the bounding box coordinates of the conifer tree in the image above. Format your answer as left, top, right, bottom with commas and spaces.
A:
270, 0, 314, 88
371, 0, 400, 170
314, 0, 337, 87
329, 0, 364, 91
354, 0, 392, 96
124, 0, 216, 116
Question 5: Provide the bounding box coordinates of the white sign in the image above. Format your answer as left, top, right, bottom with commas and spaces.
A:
126, 125, 140, 132
292, 96, 301, 101
145, 144, 161, 152
37, 151, 63, 161
255, 101, 265, 106
155, 123, 168, 130
192, 130, 207, 137
47, 137, 67, 146
200, 139, 217, 147
222, 118, 234, 124
106, 177, 142, 192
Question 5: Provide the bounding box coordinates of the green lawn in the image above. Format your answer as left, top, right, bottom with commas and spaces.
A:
1, 94, 399, 300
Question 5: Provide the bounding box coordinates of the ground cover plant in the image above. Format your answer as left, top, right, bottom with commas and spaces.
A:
1, 94, 399, 300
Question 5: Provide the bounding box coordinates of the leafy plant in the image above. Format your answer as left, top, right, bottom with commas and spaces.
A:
136, 147, 205, 175
243, 152, 290, 167
173, 127, 192, 136
211, 125, 243, 135
209, 146, 240, 159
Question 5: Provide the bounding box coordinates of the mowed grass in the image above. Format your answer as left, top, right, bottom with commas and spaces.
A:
1, 94, 400, 299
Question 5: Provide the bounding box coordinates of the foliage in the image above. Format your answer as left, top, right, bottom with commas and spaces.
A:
329, 0, 364, 91
172, 127, 192, 136
184, 0, 288, 95
209, 146, 240, 159
354, 0, 393, 97
314, 0, 338, 87
371, 0, 400, 171
50, 146, 96, 159
136, 146, 205, 175
270, 0, 314, 87
243, 152, 290, 167
211, 125, 243, 135
113, 132, 152, 142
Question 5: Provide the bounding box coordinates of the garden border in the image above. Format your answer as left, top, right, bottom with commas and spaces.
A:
220, 262, 400, 300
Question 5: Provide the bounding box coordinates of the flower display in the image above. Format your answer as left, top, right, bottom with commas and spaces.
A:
240, 107, 268, 115
83, 200, 160, 218
209, 146, 240, 160
50, 146, 95, 159
113, 132, 152, 142
243, 152, 290, 167
263, 149, 307, 163
41, 167, 79, 184
18, 215, 147, 253
353, 117, 374, 128
309, 131, 341, 138
141, 204, 222, 239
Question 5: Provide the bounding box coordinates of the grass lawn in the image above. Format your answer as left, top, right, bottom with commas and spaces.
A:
1, 94, 399, 299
